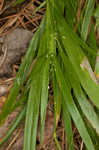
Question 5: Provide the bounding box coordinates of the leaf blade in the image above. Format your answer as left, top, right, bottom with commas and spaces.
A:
54, 56, 95, 150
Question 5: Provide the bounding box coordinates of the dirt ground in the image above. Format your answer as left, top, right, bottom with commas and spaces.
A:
0, 0, 92, 150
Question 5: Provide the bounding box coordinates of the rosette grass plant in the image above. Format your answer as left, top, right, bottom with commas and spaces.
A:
0, 0, 99, 150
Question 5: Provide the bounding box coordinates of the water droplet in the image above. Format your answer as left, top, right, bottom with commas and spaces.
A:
46, 54, 48, 58
51, 53, 54, 58
54, 68, 56, 71
17, 78, 20, 86
62, 36, 66, 39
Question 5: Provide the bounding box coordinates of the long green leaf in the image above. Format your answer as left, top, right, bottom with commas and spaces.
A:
62, 103, 74, 150
86, 23, 97, 69
52, 71, 62, 150
0, 106, 26, 147
0, 17, 46, 124
59, 47, 99, 135
81, 0, 95, 41
64, 0, 78, 28
40, 58, 50, 145
12, 56, 46, 111
23, 55, 46, 150
33, 1, 46, 15
24, 74, 42, 150
53, 6, 99, 108
53, 72, 61, 126
54, 56, 95, 150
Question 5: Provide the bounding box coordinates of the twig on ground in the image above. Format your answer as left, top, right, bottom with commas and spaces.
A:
0, 37, 8, 69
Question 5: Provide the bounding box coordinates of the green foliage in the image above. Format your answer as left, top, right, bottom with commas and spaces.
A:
0, 0, 99, 150
0, 106, 26, 147
94, 4, 99, 29
81, 0, 95, 41
13, 0, 26, 6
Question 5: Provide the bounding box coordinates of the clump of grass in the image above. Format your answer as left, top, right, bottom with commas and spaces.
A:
0, 0, 99, 150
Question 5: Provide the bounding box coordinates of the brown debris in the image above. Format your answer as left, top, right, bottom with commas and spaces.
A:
0, 0, 44, 36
